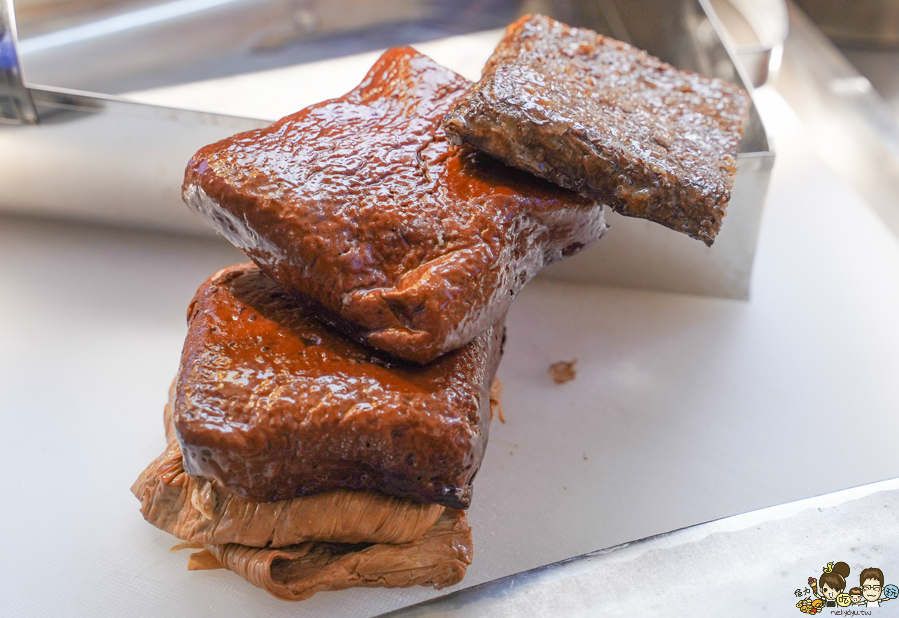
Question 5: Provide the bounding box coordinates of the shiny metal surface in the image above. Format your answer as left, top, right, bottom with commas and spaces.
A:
775, 1, 899, 238
794, 0, 899, 49
0, 86, 264, 231
1, 0, 36, 123
378, 478, 899, 617
706, 0, 788, 87
12, 0, 786, 95
843, 47, 899, 124
1, 0, 264, 231
14, 0, 508, 94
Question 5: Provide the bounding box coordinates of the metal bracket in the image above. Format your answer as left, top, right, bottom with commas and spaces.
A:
1, 0, 38, 124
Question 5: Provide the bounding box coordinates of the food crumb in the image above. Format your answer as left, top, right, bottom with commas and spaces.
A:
489, 377, 505, 423
583, 452, 588, 461
187, 549, 224, 571
549, 360, 577, 384
170, 541, 205, 553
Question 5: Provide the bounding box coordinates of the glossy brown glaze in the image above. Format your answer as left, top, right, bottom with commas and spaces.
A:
173, 264, 505, 509
443, 15, 751, 246
183, 47, 604, 364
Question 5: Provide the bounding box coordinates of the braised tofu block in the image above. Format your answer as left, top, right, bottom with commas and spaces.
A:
173, 263, 504, 510
183, 47, 604, 363
443, 15, 751, 246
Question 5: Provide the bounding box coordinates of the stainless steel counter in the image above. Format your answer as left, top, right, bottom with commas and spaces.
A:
771, 2, 899, 239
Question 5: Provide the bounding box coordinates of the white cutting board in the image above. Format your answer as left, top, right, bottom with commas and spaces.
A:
1, 91, 899, 617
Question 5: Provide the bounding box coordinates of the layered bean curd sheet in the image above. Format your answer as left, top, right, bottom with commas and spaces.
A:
132, 435, 472, 601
